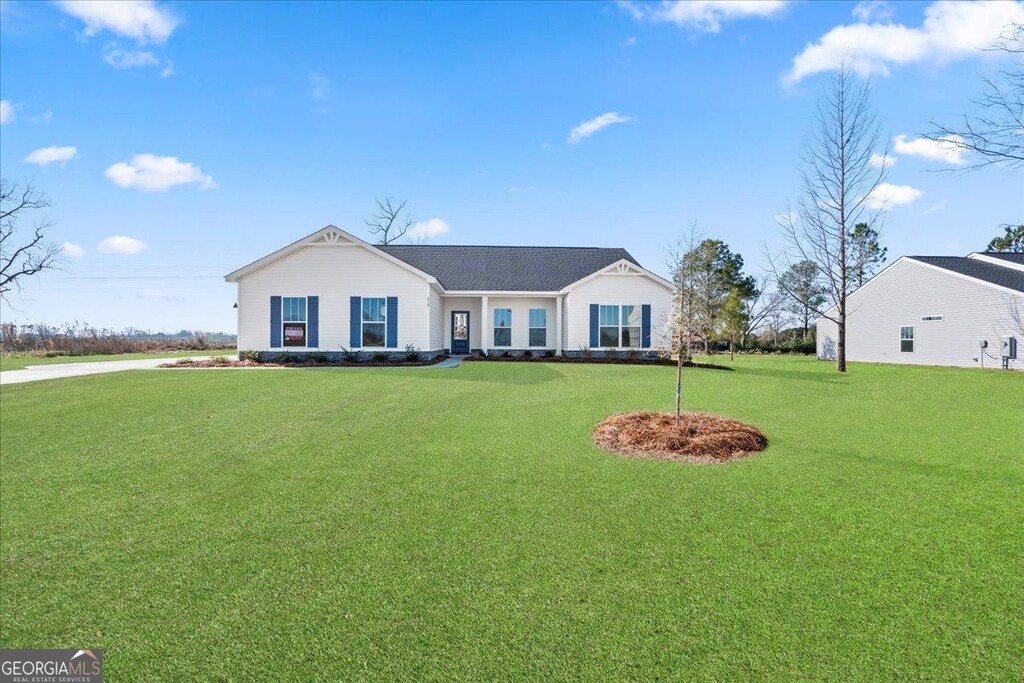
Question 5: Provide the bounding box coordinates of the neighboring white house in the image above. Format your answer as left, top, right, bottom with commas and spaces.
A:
816, 252, 1024, 371
225, 226, 673, 359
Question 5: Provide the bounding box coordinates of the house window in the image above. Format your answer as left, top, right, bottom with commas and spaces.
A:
599, 304, 641, 348
282, 296, 307, 347
494, 308, 512, 347
921, 315, 943, 322
362, 297, 387, 348
900, 325, 914, 353
529, 309, 547, 347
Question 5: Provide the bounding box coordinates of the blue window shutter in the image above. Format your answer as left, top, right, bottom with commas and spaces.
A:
641, 304, 651, 348
350, 296, 361, 348
307, 296, 319, 348
270, 296, 282, 348
589, 304, 599, 347
386, 296, 398, 348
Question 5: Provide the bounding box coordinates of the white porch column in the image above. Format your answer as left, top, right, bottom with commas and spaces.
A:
555, 295, 563, 356
481, 295, 489, 355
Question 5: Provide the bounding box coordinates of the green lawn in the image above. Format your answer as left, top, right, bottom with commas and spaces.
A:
0, 349, 233, 372
1, 357, 1021, 681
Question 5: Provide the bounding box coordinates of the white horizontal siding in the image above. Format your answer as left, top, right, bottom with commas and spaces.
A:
428, 287, 443, 351
565, 273, 672, 351
485, 297, 557, 349
816, 258, 1023, 370
237, 244, 433, 352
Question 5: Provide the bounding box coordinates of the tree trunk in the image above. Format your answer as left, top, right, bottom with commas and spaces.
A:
729, 337, 735, 361
837, 293, 847, 373
675, 332, 684, 426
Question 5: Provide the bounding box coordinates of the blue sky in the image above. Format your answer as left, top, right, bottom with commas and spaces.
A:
1, 0, 1022, 332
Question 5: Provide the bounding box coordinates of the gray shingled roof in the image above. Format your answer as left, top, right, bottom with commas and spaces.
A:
980, 251, 1024, 266
378, 245, 640, 291
910, 256, 1024, 293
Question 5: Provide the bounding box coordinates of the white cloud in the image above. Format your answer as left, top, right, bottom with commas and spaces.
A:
160, 60, 175, 77
30, 110, 54, 123
619, 0, 791, 33
98, 235, 148, 255
853, 1, 895, 22
567, 112, 635, 144
409, 218, 450, 240
508, 185, 536, 193
869, 152, 896, 167
785, 1, 1024, 84
57, 0, 178, 44
865, 182, 922, 209
310, 73, 330, 100
102, 43, 158, 68
893, 134, 967, 165
624, 36, 638, 46
0, 100, 13, 124
62, 242, 87, 258
24, 145, 79, 166
105, 153, 216, 191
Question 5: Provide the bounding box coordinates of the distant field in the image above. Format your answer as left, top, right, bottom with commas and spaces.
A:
0, 349, 234, 372
1, 356, 1021, 681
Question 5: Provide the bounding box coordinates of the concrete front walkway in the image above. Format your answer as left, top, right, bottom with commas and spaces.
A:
0, 357, 219, 385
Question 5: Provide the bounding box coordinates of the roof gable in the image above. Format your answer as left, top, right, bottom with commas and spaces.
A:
224, 226, 437, 283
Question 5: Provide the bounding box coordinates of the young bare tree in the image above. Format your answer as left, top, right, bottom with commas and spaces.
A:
364, 196, 414, 245
774, 62, 888, 372
665, 228, 702, 425
924, 22, 1023, 171
1, 178, 61, 301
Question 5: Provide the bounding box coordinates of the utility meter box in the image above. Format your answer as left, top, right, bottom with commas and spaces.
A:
1002, 335, 1018, 360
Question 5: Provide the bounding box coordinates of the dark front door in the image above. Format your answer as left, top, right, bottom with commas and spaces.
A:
451, 311, 470, 354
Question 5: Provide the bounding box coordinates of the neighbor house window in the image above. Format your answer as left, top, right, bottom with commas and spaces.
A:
362, 297, 387, 347
282, 296, 307, 347
494, 308, 512, 347
900, 325, 914, 353
529, 309, 547, 347
599, 305, 641, 348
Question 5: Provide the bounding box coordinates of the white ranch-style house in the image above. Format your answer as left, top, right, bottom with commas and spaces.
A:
225, 226, 673, 360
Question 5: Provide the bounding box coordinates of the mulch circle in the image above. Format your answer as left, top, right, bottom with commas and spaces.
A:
593, 411, 768, 463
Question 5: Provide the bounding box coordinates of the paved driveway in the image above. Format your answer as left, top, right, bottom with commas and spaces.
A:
0, 357, 219, 385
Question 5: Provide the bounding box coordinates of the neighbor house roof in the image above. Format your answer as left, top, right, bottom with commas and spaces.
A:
909, 255, 1024, 294
976, 251, 1024, 266
378, 245, 640, 291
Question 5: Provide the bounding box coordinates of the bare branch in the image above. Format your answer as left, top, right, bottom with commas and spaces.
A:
363, 196, 414, 245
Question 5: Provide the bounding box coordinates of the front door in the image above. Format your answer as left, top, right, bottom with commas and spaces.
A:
451, 311, 470, 354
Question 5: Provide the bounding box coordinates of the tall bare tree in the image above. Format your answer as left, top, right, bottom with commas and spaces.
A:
1, 178, 61, 301
774, 62, 888, 372
924, 22, 1023, 171
364, 196, 414, 245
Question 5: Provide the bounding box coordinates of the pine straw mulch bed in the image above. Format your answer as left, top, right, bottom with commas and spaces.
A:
593, 411, 768, 463
160, 357, 447, 369
463, 355, 731, 370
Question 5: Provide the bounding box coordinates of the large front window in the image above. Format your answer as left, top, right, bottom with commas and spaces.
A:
362, 297, 387, 347
599, 305, 640, 348
494, 308, 512, 347
529, 309, 547, 347
282, 296, 307, 347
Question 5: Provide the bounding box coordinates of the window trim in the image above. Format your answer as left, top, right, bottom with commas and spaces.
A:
493, 308, 512, 347
360, 296, 388, 349
597, 304, 642, 349
899, 325, 914, 353
282, 296, 308, 348
528, 308, 547, 348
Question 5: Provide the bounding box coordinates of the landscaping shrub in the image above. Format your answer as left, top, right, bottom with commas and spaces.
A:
404, 345, 420, 362
372, 352, 389, 362
239, 349, 261, 363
